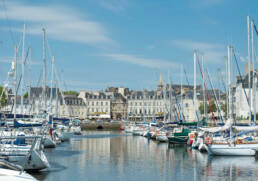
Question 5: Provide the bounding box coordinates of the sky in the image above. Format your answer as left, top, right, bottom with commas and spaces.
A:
0, 0, 257, 93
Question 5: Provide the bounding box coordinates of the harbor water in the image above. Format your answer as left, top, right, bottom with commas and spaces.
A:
32, 131, 258, 181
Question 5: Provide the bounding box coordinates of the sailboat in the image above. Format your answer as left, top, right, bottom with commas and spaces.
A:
208, 31, 258, 156
0, 45, 50, 170
0, 159, 38, 181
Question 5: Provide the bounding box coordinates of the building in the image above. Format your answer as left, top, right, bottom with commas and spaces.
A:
78, 91, 112, 119
111, 93, 127, 120
59, 94, 86, 119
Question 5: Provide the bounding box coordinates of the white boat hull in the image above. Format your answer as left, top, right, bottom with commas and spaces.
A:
156, 135, 168, 142
70, 126, 82, 135
208, 143, 258, 156
198, 142, 208, 152
0, 149, 49, 170
61, 132, 73, 142
43, 136, 56, 148
0, 168, 38, 181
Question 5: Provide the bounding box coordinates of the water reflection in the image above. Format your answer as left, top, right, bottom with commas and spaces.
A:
31, 131, 258, 181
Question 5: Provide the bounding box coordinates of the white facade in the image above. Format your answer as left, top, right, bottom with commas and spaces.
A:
127, 96, 166, 120
79, 91, 111, 119
235, 84, 258, 119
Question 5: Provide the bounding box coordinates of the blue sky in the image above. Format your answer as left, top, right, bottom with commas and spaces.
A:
0, 0, 257, 92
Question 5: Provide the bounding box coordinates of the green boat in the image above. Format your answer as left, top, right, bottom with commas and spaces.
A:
168, 128, 191, 144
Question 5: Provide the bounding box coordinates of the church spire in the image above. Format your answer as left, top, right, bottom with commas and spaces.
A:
158, 72, 163, 86
157, 72, 163, 96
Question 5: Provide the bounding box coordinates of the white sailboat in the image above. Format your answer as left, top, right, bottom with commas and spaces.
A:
0, 136, 50, 170
0, 168, 37, 181
208, 37, 258, 156
0, 159, 38, 181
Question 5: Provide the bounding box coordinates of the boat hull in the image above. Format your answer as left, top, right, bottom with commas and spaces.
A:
156, 135, 168, 142
168, 136, 188, 144
43, 136, 56, 148
208, 143, 258, 156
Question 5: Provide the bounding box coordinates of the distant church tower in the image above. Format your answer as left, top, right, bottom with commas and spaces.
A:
157, 73, 163, 96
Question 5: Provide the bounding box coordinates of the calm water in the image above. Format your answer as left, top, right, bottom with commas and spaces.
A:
31, 131, 258, 181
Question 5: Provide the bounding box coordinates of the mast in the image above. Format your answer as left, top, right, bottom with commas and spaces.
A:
21, 24, 26, 115
217, 68, 221, 118
247, 16, 251, 125
142, 89, 144, 122
180, 64, 183, 119
227, 45, 232, 121
225, 56, 229, 119
14, 45, 17, 120
163, 80, 167, 122
42, 28, 46, 111
50, 56, 54, 114
206, 70, 223, 123
168, 70, 172, 122
202, 55, 206, 118
255, 76, 257, 124
55, 80, 59, 117
231, 46, 234, 120
28, 46, 31, 115
251, 20, 256, 123
194, 50, 197, 120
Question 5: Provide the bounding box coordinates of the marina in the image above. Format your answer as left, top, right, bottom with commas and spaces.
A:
0, 1, 257, 180
29, 131, 258, 181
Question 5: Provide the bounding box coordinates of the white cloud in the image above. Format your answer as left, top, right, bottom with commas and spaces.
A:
0, 1, 113, 46
171, 40, 226, 64
101, 53, 179, 69
0, 56, 40, 65
65, 80, 122, 90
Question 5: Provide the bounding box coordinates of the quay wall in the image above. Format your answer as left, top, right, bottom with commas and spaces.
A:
81, 122, 122, 130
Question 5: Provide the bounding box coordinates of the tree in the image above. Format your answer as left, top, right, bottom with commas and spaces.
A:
210, 100, 217, 113
199, 102, 208, 115
24, 92, 28, 99
198, 100, 217, 114
0, 86, 7, 107
63, 91, 79, 96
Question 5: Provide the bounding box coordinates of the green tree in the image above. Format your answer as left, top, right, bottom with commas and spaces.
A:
63, 91, 79, 96
0, 86, 7, 107
24, 92, 28, 99
210, 100, 217, 113
198, 100, 217, 114
199, 102, 208, 115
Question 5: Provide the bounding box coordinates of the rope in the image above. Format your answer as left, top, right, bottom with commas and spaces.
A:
196, 55, 216, 125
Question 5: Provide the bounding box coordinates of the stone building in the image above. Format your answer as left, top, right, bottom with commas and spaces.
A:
78, 91, 112, 119
59, 94, 86, 119
111, 93, 127, 120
